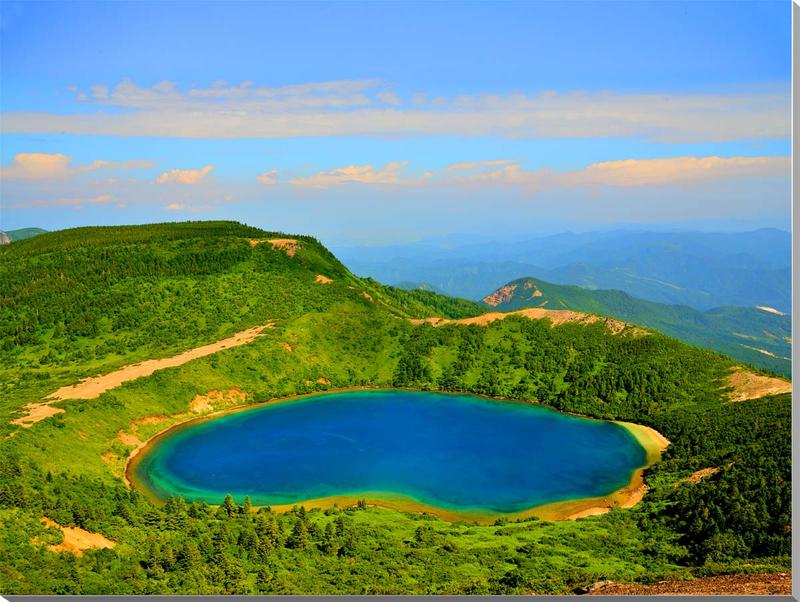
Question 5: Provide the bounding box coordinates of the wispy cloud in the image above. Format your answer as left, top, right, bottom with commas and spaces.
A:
1, 80, 788, 142
446, 159, 517, 172
0, 153, 152, 180
155, 165, 214, 185
288, 162, 413, 188
571, 156, 790, 188
447, 155, 790, 190
74, 78, 379, 111
282, 155, 789, 191
256, 169, 278, 185
11, 193, 114, 209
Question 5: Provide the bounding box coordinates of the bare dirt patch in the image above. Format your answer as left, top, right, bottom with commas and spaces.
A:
13, 323, 273, 428
282, 342, 293, 352
40, 517, 115, 557
584, 572, 791, 596
132, 415, 169, 428
360, 291, 373, 301
410, 308, 645, 336
315, 274, 333, 284
251, 238, 299, 256
317, 377, 331, 385
189, 388, 248, 414
117, 431, 143, 447
725, 368, 791, 402
11, 404, 64, 428
563, 507, 609, 520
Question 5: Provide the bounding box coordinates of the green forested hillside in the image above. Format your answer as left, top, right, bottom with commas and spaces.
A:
481, 277, 791, 376
0, 221, 479, 425
0, 222, 791, 594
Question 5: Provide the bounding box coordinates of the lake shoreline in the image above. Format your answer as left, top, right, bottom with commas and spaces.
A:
125, 386, 670, 523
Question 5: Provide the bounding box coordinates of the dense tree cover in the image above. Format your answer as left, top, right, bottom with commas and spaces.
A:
646, 395, 791, 565
392, 317, 729, 420
1, 221, 269, 256
363, 278, 485, 320
0, 222, 790, 594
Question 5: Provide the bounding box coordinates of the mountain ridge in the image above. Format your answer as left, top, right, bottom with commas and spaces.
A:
333, 228, 791, 311
479, 276, 791, 375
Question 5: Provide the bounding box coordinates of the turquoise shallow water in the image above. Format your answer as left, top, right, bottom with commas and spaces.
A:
134, 390, 647, 513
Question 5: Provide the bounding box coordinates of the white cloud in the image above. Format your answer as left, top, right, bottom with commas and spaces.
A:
256, 169, 278, 185
0, 153, 153, 180
2, 81, 788, 142
164, 202, 188, 210
1, 153, 73, 180
155, 165, 214, 185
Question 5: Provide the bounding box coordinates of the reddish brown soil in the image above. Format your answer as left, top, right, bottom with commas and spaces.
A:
584, 573, 791, 596
482, 284, 518, 306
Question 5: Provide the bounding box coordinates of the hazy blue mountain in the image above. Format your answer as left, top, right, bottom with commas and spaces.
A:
1, 227, 48, 242
395, 281, 448, 295
332, 229, 791, 311
481, 277, 791, 376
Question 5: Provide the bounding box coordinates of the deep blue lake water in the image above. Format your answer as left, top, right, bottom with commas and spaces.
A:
134, 390, 647, 514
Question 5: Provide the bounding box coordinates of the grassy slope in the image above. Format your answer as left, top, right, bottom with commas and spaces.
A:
481, 277, 791, 376
0, 222, 791, 594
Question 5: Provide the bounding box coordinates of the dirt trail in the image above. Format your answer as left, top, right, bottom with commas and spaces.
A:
675, 467, 721, 486
584, 572, 790, 596
40, 517, 115, 557
12, 323, 273, 428
411, 307, 646, 336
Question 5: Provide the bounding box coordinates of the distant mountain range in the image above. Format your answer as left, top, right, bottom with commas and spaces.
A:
478, 276, 791, 376
333, 229, 791, 312
0, 227, 48, 244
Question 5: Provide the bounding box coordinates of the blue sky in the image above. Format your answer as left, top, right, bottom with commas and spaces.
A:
0, 1, 791, 244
